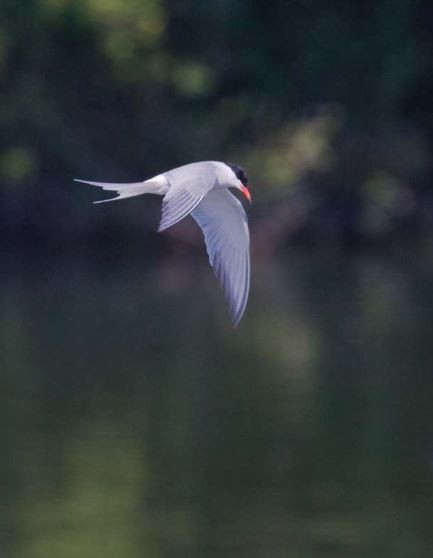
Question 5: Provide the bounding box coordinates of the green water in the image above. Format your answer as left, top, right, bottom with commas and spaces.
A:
1, 248, 433, 557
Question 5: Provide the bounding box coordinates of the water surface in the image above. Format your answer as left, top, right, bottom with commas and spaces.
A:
1, 248, 433, 557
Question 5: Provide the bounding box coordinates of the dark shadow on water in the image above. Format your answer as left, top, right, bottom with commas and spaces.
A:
1, 247, 433, 557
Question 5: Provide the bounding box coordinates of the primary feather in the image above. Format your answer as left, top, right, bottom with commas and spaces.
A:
191, 189, 250, 326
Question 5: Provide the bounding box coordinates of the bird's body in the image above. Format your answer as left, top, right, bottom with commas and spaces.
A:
75, 161, 251, 325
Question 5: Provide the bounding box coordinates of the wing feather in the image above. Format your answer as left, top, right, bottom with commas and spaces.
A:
158, 164, 217, 232
158, 189, 205, 231
191, 189, 250, 326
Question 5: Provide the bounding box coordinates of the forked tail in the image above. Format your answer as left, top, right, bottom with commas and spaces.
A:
74, 175, 168, 203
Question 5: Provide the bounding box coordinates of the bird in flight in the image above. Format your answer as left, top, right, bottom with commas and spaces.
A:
75, 161, 251, 326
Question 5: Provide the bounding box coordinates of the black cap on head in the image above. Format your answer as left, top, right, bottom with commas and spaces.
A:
227, 163, 248, 186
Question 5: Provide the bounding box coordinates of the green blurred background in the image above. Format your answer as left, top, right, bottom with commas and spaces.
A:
3, 0, 433, 246
2, 1, 433, 557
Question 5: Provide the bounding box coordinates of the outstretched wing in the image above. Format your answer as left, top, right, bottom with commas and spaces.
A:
158, 162, 217, 231
191, 189, 250, 326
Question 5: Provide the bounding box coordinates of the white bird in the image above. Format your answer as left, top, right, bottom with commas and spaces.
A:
75, 161, 252, 326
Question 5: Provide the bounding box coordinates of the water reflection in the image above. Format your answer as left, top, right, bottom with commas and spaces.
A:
1, 248, 433, 557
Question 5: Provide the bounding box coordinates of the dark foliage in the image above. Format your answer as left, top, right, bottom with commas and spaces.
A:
1, 0, 433, 248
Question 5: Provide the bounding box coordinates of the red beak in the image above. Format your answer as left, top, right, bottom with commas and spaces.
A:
240, 185, 252, 204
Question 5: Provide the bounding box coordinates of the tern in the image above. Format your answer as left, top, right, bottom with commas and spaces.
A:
75, 161, 252, 326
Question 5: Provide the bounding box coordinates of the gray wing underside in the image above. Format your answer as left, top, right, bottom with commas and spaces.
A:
191, 189, 250, 326
158, 162, 217, 231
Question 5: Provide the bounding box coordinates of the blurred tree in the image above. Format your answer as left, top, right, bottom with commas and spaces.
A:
1, 0, 433, 246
